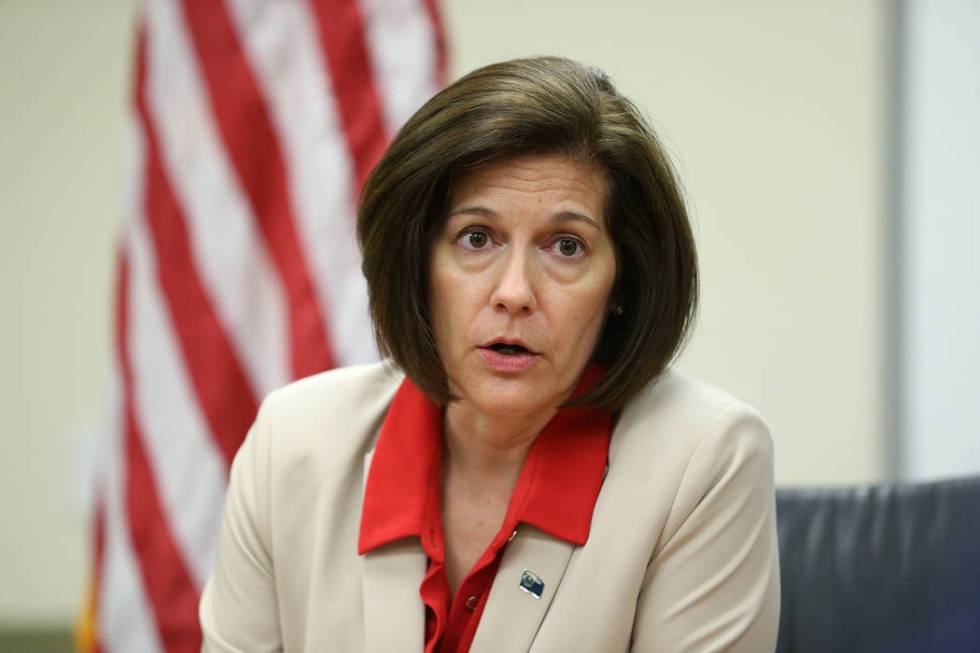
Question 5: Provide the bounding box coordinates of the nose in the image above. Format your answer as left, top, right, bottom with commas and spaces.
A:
490, 248, 537, 315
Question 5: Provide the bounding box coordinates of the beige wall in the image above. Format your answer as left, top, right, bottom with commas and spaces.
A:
0, 0, 886, 626
0, 0, 138, 625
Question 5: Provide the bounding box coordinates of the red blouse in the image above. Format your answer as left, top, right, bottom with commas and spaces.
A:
358, 371, 612, 653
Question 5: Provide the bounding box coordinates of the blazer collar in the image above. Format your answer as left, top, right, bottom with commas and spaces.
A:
359, 370, 613, 554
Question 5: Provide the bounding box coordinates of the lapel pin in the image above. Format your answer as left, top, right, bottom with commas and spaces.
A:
519, 569, 544, 599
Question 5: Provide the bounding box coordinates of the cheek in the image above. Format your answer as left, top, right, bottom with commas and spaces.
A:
578, 295, 611, 342
431, 296, 458, 351
428, 251, 450, 346
549, 292, 603, 350
428, 253, 477, 352
559, 270, 616, 354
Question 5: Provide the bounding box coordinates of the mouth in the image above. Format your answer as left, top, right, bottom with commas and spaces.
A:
480, 340, 537, 356
478, 340, 540, 370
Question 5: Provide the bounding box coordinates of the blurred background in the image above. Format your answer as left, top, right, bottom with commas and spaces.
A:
1, 0, 977, 648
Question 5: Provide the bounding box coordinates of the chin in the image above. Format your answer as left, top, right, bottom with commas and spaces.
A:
455, 375, 556, 418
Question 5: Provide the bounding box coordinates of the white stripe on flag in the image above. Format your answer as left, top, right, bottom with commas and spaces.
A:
361, 0, 441, 135
126, 113, 229, 586
225, 0, 378, 366
145, 0, 291, 397
125, 213, 229, 587
98, 364, 164, 653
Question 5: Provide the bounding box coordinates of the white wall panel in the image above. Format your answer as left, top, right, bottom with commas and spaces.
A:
900, 0, 980, 480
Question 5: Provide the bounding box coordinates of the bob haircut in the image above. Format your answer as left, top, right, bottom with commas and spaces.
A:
358, 56, 697, 410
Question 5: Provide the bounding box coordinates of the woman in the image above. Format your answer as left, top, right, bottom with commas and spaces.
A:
201, 56, 780, 652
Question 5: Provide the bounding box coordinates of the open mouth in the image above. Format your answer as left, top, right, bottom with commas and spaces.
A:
479, 341, 538, 370
487, 343, 533, 356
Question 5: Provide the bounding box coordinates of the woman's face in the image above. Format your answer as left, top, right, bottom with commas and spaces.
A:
429, 153, 617, 418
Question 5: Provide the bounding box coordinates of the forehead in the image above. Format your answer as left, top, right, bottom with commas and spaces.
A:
449, 154, 608, 222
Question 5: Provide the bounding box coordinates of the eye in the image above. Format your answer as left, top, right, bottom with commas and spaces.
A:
552, 237, 585, 258
457, 228, 492, 251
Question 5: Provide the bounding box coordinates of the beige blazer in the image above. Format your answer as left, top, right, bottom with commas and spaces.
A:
200, 362, 780, 652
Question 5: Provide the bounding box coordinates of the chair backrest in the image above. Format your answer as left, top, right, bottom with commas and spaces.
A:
775, 475, 980, 653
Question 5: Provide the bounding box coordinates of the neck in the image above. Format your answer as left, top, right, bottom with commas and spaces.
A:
441, 402, 557, 484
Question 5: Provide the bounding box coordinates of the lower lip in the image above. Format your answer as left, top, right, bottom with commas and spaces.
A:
478, 347, 538, 371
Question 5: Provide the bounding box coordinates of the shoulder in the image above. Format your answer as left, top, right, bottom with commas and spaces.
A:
614, 368, 772, 465
609, 369, 774, 539
249, 362, 404, 477
260, 361, 403, 428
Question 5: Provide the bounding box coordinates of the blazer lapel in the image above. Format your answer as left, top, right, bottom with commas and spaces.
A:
361, 539, 428, 653
469, 525, 576, 653
360, 450, 428, 653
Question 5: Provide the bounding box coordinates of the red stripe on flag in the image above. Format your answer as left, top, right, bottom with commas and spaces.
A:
94, 499, 106, 647
421, 0, 449, 86
134, 32, 258, 467
176, 0, 337, 379
89, 497, 107, 653
117, 254, 202, 653
307, 0, 390, 191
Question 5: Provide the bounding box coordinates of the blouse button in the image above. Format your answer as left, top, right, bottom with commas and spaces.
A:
464, 595, 479, 611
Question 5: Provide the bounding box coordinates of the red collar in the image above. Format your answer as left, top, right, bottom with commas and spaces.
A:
358, 368, 613, 555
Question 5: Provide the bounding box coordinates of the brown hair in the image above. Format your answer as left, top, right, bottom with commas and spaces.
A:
358, 56, 697, 410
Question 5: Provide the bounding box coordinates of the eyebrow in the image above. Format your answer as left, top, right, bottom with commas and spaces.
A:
447, 206, 602, 232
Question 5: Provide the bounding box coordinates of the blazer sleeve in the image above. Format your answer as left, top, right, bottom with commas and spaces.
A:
200, 399, 283, 652
631, 406, 781, 652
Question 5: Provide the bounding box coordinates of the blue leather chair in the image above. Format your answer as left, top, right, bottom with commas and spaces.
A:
775, 475, 980, 653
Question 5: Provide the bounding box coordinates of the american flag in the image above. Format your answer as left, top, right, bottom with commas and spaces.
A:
79, 1, 445, 650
